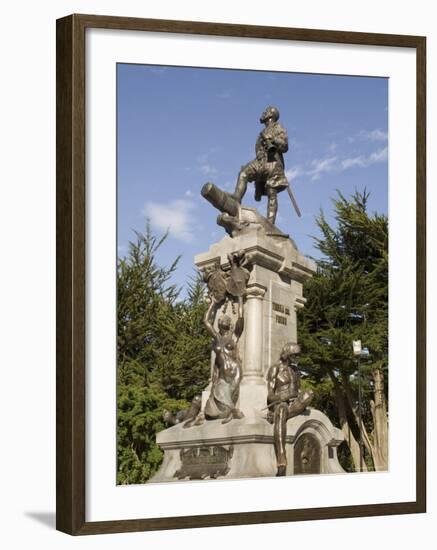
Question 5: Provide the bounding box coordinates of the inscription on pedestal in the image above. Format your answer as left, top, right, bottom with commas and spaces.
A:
174, 446, 233, 480
267, 281, 297, 375
272, 302, 291, 316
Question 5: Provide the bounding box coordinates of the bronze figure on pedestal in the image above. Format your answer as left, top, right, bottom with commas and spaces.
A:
203, 297, 245, 424
231, 106, 300, 225
266, 343, 314, 476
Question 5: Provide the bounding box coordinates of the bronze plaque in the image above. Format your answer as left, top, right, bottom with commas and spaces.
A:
174, 446, 233, 480
293, 433, 321, 475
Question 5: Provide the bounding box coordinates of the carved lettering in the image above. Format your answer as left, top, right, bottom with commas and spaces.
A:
272, 302, 290, 316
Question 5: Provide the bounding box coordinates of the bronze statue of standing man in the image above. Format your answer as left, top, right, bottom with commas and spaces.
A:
232, 106, 295, 225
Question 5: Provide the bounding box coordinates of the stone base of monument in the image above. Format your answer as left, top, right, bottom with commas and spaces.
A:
150, 408, 345, 483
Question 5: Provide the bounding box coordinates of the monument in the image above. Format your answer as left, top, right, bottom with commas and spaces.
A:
151, 106, 344, 482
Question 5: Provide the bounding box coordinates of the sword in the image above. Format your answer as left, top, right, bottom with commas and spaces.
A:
286, 184, 302, 218
261, 400, 284, 411
261, 397, 296, 411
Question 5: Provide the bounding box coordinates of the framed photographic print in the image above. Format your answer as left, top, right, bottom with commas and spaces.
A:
56, 14, 426, 535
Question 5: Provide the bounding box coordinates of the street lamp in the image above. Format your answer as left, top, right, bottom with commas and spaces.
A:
352, 340, 369, 473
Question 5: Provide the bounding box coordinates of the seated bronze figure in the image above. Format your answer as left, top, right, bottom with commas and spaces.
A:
266, 343, 313, 476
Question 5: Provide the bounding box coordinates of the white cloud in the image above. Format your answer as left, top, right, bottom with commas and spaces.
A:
365, 129, 388, 141
286, 157, 338, 182
341, 156, 366, 169
289, 146, 388, 183
196, 152, 218, 177
307, 156, 338, 180
341, 146, 388, 170
198, 163, 218, 176
142, 199, 196, 243
349, 128, 388, 143
285, 167, 301, 180
369, 146, 388, 162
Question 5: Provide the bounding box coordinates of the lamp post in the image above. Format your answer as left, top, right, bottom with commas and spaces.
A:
353, 340, 364, 473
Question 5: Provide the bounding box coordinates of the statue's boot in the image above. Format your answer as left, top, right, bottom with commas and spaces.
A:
232, 408, 244, 420
267, 191, 278, 225
221, 413, 233, 425
183, 412, 205, 428
221, 407, 244, 424
274, 403, 288, 475
254, 181, 263, 202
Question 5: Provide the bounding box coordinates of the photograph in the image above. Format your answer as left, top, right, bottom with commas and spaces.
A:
116, 63, 389, 484
1, 0, 431, 545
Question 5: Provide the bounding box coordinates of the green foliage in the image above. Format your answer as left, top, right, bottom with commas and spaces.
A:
117, 226, 180, 368
117, 225, 211, 484
301, 377, 338, 427
299, 189, 388, 376
155, 274, 212, 401
117, 375, 180, 484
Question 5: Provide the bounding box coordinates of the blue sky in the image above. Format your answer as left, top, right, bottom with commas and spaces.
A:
117, 64, 388, 291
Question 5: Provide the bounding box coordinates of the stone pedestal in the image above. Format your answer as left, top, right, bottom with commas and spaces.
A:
150, 409, 344, 482
194, 206, 315, 421
194, 207, 316, 383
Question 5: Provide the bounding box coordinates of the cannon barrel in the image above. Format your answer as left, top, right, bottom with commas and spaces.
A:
201, 182, 240, 217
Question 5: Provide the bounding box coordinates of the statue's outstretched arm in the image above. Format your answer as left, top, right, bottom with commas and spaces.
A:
203, 298, 218, 338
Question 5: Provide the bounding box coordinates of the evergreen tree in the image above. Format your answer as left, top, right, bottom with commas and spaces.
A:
298, 190, 388, 471
155, 273, 212, 401
116, 225, 211, 484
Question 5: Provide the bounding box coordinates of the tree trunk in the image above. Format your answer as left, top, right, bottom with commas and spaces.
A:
342, 375, 374, 459
371, 367, 389, 471
332, 377, 367, 472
